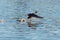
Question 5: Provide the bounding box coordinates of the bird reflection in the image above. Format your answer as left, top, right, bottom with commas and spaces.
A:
16, 18, 43, 27
27, 22, 37, 27
27, 21, 43, 27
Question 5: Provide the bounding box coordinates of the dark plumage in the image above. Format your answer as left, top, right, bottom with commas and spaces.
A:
27, 13, 43, 19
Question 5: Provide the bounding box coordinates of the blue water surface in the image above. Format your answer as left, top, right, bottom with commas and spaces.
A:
0, 0, 60, 40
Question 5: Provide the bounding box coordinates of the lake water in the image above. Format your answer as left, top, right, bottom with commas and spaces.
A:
0, 0, 60, 40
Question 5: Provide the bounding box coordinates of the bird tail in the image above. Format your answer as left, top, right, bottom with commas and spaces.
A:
35, 16, 43, 18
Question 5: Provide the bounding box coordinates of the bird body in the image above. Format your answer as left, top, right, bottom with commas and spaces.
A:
27, 13, 43, 19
